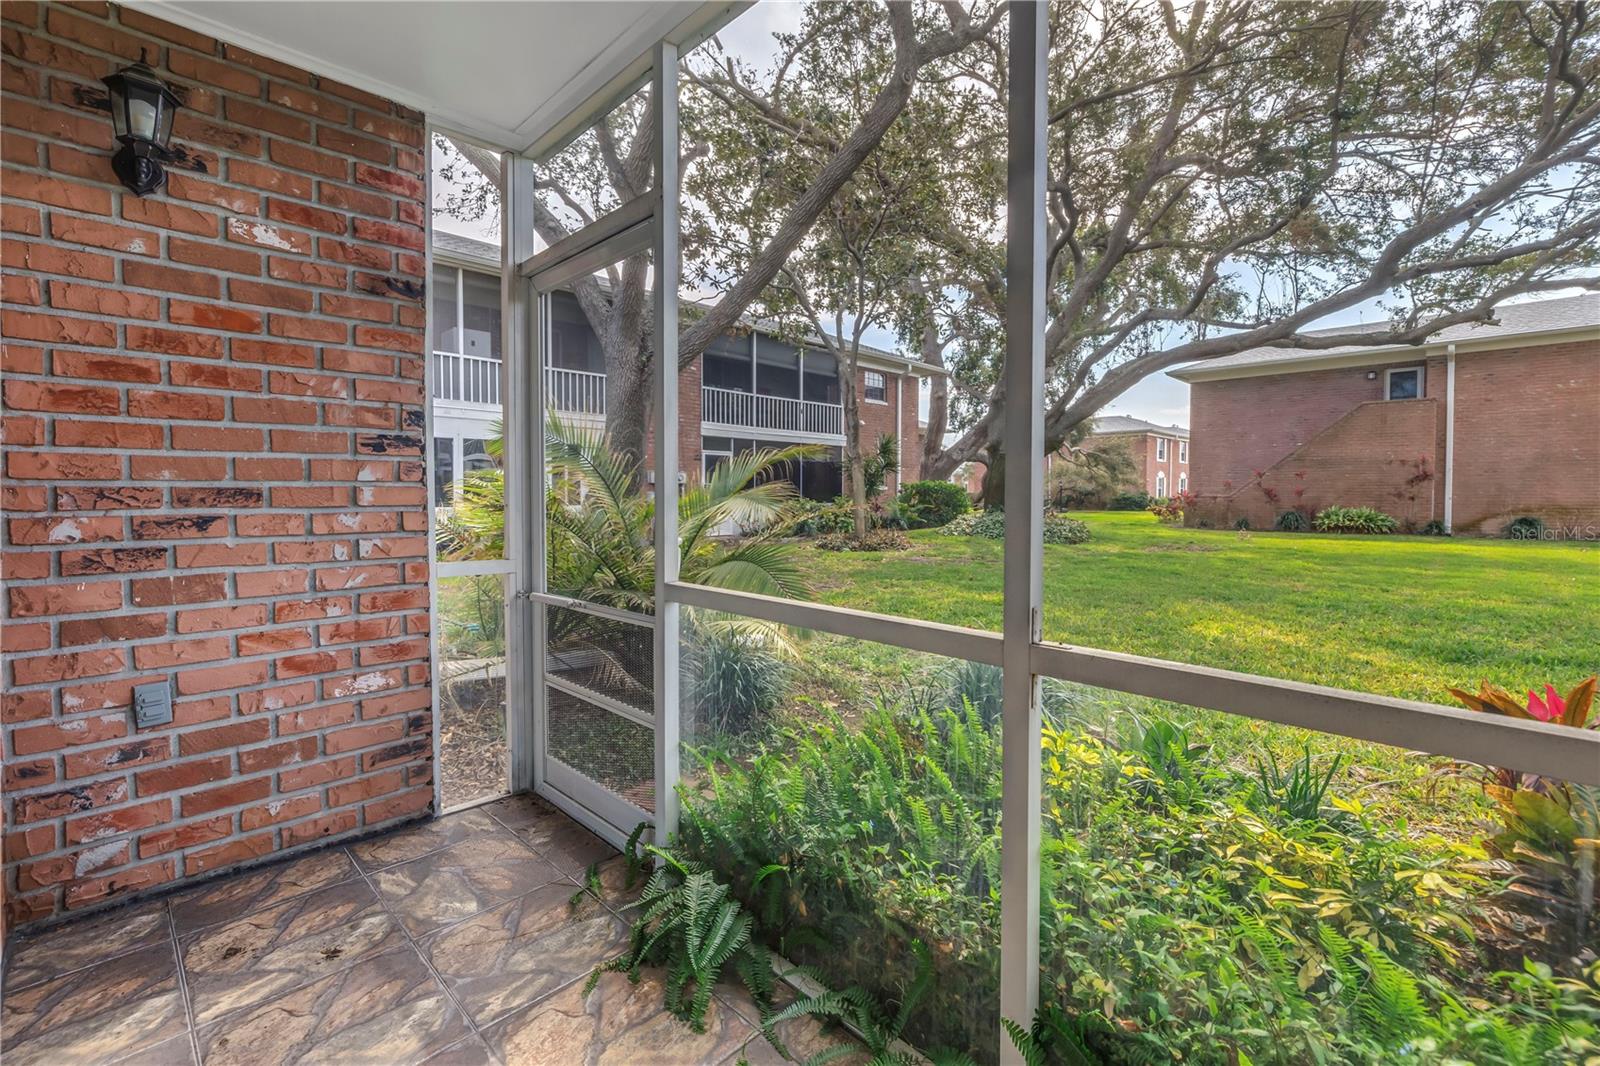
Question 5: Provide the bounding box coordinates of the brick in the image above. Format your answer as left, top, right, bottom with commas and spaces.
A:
130, 455, 228, 480
169, 299, 263, 333
228, 278, 314, 312
282, 810, 359, 848
126, 325, 225, 358
129, 572, 227, 607
182, 777, 271, 817
226, 216, 312, 255
176, 660, 269, 695
55, 417, 165, 449
3, 380, 119, 413
49, 214, 157, 255
231, 338, 314, 368
64, 736, 172, 778
64, 858, 175, 910
176, 542, 269, 567
120, 197, 221, 238
59, 547, 166, 576
59, 613, 167, 646
0, 168, 113, 214
179, 719, 271, 755
122, 261, 222, 298
228, 159, 313, 198
138, 815, 232, 857
169, 237, 261, 275
240, 791, 321, 830
3, 308, 117, 347
8, 580, 121, 617
53, 350, 162, 383
65, 799, 170, 845
2, 240, 116, 280
12, 778, 129, 824
11, 713, 126, 755
55, 485, 162, 510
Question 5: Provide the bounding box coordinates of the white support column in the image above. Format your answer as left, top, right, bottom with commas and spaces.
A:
503, 152, 540, 795
1443, 344, 1456, 532
652, 40, 682, 839
999, 1, 1047, 1055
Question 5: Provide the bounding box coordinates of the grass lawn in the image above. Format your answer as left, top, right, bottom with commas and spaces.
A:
804, 511, 1599, 705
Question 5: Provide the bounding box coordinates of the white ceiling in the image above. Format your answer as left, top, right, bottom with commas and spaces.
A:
131, 1, 739, 153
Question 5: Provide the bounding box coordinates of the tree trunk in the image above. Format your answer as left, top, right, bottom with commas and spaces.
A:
839, 359, 868, 538
979, 444, 1005, 510
605, 362, 651, 475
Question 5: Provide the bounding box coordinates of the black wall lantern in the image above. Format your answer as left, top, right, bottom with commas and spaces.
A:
101, 60, 181, 196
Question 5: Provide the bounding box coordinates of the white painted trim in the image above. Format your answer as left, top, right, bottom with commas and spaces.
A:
547, 674, 655, 730
652, 41, 683, 841
504, 154, 537, 797
699, 422, 845, 447
999, 3, 1047, 1049
436, 559, 516, 579
1030, 641, 1600, 787
1384, 365, 1425, 401
1444, 344, 1457, 532
424, 121, 443, 818
666, 582, 1004, 667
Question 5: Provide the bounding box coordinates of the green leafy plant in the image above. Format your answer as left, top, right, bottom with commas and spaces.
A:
860, 434, 899, 502
1312, 506, 1399, 534
765, 942, 977, 1066
684, 619, 793, 738
938, 510, 1090, 545
1274, 509, 1309, 532
817, 528, 911, 552
587, 844, 776, 1033
898, 480, 971, 529
1418, 519, 1448, 536
1251, 746, 1344, 824
1506, 515, 1547, 540
1107, 491, 1151, 511
1002, 1003, 1102, 1066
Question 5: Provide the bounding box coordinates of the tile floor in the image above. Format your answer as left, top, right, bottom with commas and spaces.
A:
1, 794, 861, 1066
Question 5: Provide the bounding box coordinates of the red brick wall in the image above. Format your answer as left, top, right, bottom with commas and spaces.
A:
1189, 399, 1440, 529
856, 366, 919, 493
1188, 344, 1598, 533
2, 1, 431, 929
1451, 340, 1599, 534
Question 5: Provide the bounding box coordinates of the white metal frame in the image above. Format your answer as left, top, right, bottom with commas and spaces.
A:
1385, 364, 1424, 400
476, 6, 1600, 1058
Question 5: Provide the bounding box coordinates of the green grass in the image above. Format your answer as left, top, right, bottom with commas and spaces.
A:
805, 511, 1599, 705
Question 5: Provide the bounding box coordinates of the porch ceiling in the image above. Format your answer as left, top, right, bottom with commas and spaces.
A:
128, 1, 743, 152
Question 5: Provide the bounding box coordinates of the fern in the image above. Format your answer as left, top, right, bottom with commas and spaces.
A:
586, 844, 776, 1033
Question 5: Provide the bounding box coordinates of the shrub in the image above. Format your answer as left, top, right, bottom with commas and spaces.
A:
1108, 491, 1151, 511
1274, 510, 1309, 532
787, 498, 854, 536
1233, 516, 1252, 531
1419, 519, 1448, 536
1313, 505, 1399, 534
816, 528, 911, 552
683, 622, 791, 738
1505, 515, 1546, 540
898, 479, 971, 529
1148, 500, 1184, 523
939, 510, 1091, 545
943, 660, 1003, 729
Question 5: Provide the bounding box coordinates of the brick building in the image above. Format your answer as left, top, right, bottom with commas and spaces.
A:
961, 415, 1190, 501
432, 232, 936, 506
1173, 294, 1599, 534
2, 3, 434, 927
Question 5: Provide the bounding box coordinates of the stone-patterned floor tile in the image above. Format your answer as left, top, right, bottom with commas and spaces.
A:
2, 897, 171, 991
480, 970, 754, 1066
180, 876, 409, 1026
369, 831, 564, 936
479, 792, 565, 831
170, 848, 356, 935
0, 942, 188, 1066
420, 1035, 499, 1066
509, 816, 618, 879
113, 1033, 200, 1066
587, 853, 646, 915
193, 947, 469, 1066
421, 880, 629, 1028
348, 809, 498, 873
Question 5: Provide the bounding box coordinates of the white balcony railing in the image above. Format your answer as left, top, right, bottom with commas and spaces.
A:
544, 367, 606, 417
434, 358, 845, 437
432, 351, 502, 407
702, 385, 844, 437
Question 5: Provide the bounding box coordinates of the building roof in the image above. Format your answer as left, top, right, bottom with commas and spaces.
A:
1170, 293, 1598, 383
1091, 415, 1189, 439
430, 231, 948, 380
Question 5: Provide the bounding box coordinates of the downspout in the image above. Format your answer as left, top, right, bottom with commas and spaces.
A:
1444, 343, 1456, 532
896, 373, 904, 492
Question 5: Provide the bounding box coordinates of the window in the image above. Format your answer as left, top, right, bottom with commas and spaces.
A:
432, 435, 453, 507
1179, 473, 1187, 493
864, 370, 887, 403
431, 265, 458, 353
1156, 471, 1167, 497
1179, 440, 1188, 464
1156, 436, 1168, 461
1385, 365, 1423, 400
461, 271, 502, 359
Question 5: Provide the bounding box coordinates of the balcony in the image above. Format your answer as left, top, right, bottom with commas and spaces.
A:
700, 384, 844, 438
431, 362, 846, 440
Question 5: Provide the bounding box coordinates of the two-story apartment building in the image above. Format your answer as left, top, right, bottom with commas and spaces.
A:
432, 233, 937, 504
1073, 415, 1190, 498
